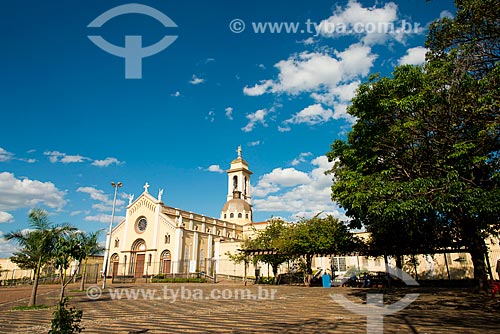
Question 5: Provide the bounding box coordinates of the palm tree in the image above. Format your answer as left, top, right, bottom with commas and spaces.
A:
78, 230, 105, 291
5, 209, 72, 306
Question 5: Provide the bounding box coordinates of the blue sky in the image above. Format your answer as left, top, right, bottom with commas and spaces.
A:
0, 0, 455, 256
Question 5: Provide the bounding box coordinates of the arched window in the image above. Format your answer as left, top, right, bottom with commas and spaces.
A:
244, 176, 247, 195
114, 238, 119, 248
230, 213, 234, 218
233, 175, 238, 190
238, 213, 242, 218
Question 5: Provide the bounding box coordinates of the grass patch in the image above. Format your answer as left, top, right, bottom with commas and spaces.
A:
12, 304, 51, 311
151, 277, 207, 283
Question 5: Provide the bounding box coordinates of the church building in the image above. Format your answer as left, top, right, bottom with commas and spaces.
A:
104, 147, 256, 279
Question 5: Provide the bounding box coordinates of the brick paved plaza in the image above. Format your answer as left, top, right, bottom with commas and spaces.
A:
1, 282, 499, 333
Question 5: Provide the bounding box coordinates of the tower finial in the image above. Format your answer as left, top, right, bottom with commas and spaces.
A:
237, 145, 242, 158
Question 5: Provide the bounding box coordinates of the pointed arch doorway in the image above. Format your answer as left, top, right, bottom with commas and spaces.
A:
110, 253, 119, 278
130, 239, 146, 278
160, 250, 171, 274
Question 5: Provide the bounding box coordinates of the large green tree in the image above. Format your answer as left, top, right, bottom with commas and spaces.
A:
327, 0, 499, 291
5, 209, 74, 306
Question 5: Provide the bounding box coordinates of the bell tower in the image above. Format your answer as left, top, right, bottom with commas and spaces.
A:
220, 146, 253, 225
226, 145, 252, 203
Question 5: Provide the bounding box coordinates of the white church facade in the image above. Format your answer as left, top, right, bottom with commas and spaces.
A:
104, 147, 256, 279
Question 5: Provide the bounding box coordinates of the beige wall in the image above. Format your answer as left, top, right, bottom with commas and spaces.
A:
0, 258, 32, 280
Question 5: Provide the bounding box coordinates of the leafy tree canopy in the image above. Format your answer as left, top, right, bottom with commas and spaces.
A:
327, 0, 499, 289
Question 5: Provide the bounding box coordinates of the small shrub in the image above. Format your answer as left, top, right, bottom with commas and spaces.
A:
258, 277, 276, 285
49, 297, 83, 334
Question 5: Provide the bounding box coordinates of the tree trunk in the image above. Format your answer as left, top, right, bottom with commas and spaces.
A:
395, 255, 403, 270
272, 264, 278, 283
304, 255, 313, 286
59, 269, 66, 304
28, 258, 42, 307
306, 254, 312, 274
468, 235, 489, 293
80, 259, 88, 291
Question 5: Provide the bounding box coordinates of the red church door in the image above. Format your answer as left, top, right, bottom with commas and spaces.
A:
135, 254, 145, 278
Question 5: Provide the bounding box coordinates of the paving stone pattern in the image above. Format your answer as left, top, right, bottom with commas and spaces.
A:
1, 283, 499, 333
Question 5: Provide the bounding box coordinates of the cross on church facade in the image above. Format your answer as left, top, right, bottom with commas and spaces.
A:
143, 182, 150, 193
237, 145, 242, 158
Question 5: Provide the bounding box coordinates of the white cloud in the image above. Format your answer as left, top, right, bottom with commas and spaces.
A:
299, 37, 315, 45
43, 150, 123, 167
206, 165, 224, 173
291, 152, 312, 166
171, 91, 181, 97
0, 230, 19, 257
0, 148, 14, 162
61, 155, 86, 163
285, 104, 334, 126
248, 141, 261, 147
44, 151, 88, 164
189, 75, 205, 85
0, 148, 34, 164
206, 110, 215, 123
92, 157, 123, 167
317, 0, 421, 46
85, 214, 125, 224
77, 186, 125, 210
253, 167, 311, 197
278, 125, 291, 132
243, 80, 273, 96
440, 10, 454, 19
0, 172, 67, 212
19, 158, 37, 163
398, 46, 428, 65
70, 210, 82, 217
0, 211, 14, 223
258, 64, 266, 69
225, 107, 234, 120
243, 44, 375, 126
92, 203, 113, 212
252, 156, 344, 221
242, 109, 268, 132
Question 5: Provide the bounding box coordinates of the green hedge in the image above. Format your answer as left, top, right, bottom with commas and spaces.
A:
151, 277, 207, 283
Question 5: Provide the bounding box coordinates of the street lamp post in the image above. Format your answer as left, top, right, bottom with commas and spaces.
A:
102, 181, 122, 289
